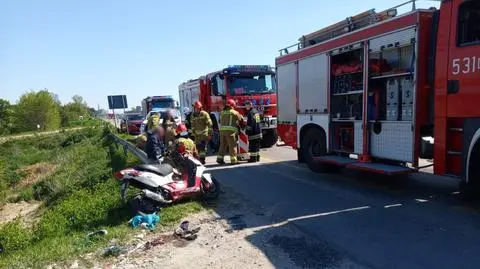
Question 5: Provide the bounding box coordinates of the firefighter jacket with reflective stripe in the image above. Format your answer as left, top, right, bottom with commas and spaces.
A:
246, 108, 262, 140
191, 110, 212, 137
219, 108, 244, 133
177, 137, 197, 156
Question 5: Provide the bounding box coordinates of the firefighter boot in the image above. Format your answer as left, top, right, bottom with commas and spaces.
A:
230, 156, 239, 165
216, 156, 225, 165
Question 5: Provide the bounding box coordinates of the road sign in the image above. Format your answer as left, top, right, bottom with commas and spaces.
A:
107, 95, 128, 109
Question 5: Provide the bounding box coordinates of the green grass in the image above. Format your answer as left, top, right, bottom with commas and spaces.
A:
0, 125, 204, 268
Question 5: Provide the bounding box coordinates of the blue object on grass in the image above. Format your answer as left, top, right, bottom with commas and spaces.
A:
130, 213, 160, 230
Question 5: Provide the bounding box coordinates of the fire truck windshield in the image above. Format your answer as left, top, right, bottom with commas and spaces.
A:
151, 99, 175, 109
227, 74, 277, 96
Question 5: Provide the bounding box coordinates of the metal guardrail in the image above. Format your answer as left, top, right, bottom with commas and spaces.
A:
110, 134, 150, 164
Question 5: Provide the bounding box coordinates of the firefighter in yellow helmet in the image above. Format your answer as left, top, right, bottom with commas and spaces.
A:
175, 123, 198, 188
217, 99, 245, 165
190, 101, 212, 164
146, 111, 161, 132
163, 109, 177, 147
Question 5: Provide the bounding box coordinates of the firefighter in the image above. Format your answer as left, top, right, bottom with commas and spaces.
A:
190, 101, 212, 164
217, 99, 245, 165
175, 123, 198, 188
163, 109, 177, 147
244, 100, 262, 162
146, 111, 161, 132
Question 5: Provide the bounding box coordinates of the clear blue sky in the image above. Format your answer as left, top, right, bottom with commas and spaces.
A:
0, 0, 438, 110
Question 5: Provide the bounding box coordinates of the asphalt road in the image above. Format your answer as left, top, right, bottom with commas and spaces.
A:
206, 146, 480, 269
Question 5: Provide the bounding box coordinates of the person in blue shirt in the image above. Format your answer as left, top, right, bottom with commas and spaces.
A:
145, 125, 165, 164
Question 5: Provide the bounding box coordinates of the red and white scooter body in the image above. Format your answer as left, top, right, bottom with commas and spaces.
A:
116, 155, 216, 205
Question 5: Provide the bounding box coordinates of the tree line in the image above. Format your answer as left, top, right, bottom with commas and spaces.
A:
0, 90, 96, 135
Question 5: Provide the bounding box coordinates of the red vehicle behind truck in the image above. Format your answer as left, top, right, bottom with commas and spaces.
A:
276, 0, 480, 194
179, 65, 278, 148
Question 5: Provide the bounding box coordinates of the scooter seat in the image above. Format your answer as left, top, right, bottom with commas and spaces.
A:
135, 164, 174, 176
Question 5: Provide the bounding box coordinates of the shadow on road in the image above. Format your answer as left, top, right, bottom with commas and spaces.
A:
203, 159, 480, 269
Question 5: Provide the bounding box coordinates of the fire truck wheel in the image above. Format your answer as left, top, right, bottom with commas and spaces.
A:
460, 147, 480, 201
261, 130, 278, 148
302, 128, 336, 173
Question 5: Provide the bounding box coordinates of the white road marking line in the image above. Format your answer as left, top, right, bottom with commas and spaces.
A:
384, 204, 402, 208
253, 206, 371, 231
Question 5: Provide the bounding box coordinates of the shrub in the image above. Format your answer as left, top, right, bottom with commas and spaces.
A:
0, 220, 33, 254
35, 180, 122, 238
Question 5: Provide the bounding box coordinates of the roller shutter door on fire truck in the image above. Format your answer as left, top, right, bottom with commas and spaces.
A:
369, 27, 416, 51
298, 54, 328, 114
277, 63, 297, 124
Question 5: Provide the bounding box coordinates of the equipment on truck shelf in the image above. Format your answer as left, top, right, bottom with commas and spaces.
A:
275, 0, 480, 196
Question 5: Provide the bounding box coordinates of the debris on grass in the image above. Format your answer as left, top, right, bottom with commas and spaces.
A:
0, 200, 42, 225
17, 162, 57, 188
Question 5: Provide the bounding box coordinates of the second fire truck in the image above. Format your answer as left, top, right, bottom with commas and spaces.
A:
179, 65, 278, 148
276, 0, 480, 195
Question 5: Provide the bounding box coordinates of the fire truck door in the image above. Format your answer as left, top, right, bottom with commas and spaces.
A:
447, 0, 480, 118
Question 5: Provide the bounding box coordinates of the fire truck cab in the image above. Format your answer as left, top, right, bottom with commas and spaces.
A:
179, 65, 278, 148
141, 96, 178, 115
276, 0, 480, 193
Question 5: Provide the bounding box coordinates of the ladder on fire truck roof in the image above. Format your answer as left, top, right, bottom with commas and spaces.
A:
279, 0, 422, 56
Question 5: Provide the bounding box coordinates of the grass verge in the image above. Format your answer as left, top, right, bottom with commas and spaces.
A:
0, 125, 204, 268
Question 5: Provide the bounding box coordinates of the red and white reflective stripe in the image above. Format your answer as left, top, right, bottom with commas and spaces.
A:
238, 129, 249, 160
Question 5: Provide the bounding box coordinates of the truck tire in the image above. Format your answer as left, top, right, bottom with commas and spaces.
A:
460, 146, 480, 201
208, 130, 220, 154
261, 129, 278, 148
301, 128, 335, 173
419, 137, 433, 159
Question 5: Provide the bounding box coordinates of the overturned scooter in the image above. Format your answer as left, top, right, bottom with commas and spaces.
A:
115, 148, 219, 214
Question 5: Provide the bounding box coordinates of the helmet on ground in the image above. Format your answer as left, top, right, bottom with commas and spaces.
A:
193, 101, 202, 109
176, 123, 189, 137
226, 99, 236, 108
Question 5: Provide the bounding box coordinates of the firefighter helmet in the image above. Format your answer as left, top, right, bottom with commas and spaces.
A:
176, 123, 189, 137
193, 101, 202, 109
226, 99, 236, 108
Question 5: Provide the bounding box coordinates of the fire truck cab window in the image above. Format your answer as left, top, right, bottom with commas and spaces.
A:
211, 75, 226, 96
227, 74, 277, 96
457, 0, 480, 46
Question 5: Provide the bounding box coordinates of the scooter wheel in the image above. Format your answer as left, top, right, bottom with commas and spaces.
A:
202, 176, 220, 200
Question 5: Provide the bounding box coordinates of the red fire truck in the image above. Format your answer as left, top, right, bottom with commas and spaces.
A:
276, 0, 480, 194
179, 65, 278, 148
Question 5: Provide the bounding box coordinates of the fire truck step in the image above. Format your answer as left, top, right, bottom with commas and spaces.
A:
346, 162, 416, 175
313, 155, 357, 167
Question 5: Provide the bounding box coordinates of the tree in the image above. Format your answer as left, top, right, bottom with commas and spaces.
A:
0, 99, 14, 135
15, 90, 61, 131
60, 95, 90, 126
